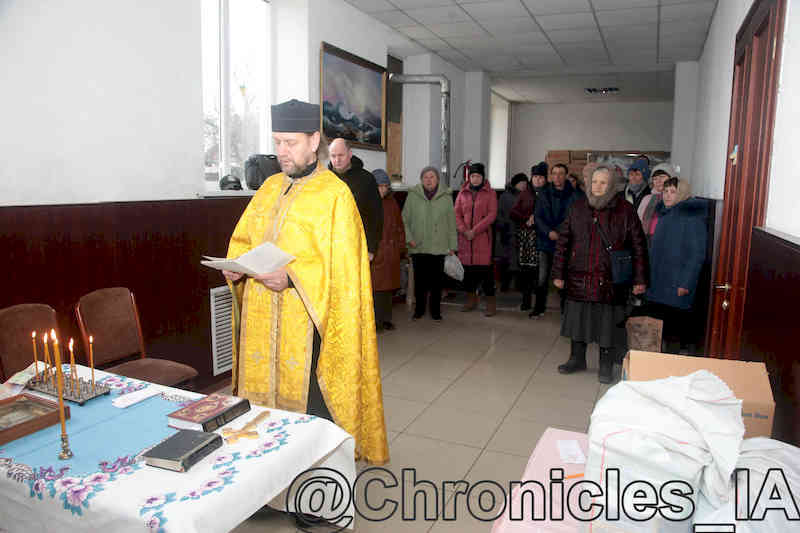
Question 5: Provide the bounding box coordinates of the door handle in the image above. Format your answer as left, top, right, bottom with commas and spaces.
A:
714, 283, 731, 291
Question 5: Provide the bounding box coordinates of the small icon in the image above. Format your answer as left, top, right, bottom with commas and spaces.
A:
694, 524, 735, 533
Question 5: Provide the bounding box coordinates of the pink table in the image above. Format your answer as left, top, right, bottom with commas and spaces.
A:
492, 427, 588, 533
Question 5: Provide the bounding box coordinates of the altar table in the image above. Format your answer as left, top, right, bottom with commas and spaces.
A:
0, 365, 356, 532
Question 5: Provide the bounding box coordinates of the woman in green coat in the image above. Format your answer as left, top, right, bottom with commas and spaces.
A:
402, 166, 458, 321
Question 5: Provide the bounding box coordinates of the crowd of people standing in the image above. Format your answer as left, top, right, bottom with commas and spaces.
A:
342, 153, 708, 385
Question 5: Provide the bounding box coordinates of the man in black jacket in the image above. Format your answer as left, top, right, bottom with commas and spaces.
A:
329, 138, 383, 259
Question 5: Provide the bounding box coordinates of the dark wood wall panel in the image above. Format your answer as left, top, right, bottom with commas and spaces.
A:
1, 198, 251, 390
741, 227, 800, 445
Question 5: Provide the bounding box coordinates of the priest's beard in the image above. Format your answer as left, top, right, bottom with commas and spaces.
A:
280, 153, 317, 178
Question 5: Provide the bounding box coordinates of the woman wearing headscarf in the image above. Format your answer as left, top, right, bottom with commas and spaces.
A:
645, 177, 707, 353
624, 159, 651, 211
495, 173, 529, 292
510, 162, 548, 311
455, 163, 498, 316
638, 163, 676, 246
552, 167, 648, 383
402, 166, 458, 321
370, 169, 406, 333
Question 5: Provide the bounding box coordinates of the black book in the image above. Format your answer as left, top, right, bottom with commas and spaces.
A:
142, 430, 223, 473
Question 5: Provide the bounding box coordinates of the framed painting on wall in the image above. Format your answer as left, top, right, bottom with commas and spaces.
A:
320, 42, 386, 151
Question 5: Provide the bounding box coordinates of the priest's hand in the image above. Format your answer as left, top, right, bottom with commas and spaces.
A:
253, 268, 289, 291
369, 253, 374, 262
553, 279, 564, 289
223, 270, 243, 282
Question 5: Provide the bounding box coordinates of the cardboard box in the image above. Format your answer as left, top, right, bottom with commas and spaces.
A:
622, 350, 775, 438
547, 150, 570, 161
569, 150, 590, 162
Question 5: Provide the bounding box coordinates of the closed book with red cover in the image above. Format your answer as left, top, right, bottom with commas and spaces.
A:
167, 393, 251, 432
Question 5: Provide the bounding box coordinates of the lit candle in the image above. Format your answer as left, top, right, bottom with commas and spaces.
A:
89, 335, 95, 393
51, 329, 60, 388
32, 331, 39, 381
43, 332, 51, 386
53, 333, 67, 437
68, 338, 76, 394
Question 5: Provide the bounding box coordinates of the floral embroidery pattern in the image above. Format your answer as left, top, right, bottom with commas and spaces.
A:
97, 375, 148, 396
265, 417, 291, 432
22, 456, 141, 516
293, 415, 316, 424
180, 467, 238, 501
246, 431, 289, 459
144, 510, 168, 533
212, 452, 241, 470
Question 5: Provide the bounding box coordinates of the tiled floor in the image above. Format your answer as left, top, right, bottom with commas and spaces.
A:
231, 292, 618, 532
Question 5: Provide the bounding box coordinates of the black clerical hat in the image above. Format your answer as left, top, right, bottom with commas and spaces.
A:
271, 99, 320, 133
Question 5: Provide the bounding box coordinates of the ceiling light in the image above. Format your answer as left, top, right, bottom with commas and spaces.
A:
584, 87, 619, 95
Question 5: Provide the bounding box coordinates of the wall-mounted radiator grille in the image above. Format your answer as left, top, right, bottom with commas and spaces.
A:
210, 286, 234, 375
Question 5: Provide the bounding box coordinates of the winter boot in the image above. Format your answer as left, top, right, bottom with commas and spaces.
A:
558, 341, 587, 374
484, 296, 497, 317
598, 347, 614, 384
461, 293, 479, 312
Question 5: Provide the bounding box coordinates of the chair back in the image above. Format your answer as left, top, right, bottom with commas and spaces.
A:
0, 303, 59, 381
75, 288, 146, 367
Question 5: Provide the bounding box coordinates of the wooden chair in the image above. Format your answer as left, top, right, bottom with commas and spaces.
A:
0, 304, 60, 382
75, 287, 198, 388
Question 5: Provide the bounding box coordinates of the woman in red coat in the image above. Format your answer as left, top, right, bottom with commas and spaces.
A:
551, 166, 648, 383
371, 169, 407, 332
455, 163, 498, 316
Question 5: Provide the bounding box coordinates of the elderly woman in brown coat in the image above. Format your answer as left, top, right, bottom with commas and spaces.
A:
552, 167, 648, 383
371, 169, 407, 332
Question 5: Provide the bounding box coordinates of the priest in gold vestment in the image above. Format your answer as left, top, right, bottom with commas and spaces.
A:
223, 99, 389, 465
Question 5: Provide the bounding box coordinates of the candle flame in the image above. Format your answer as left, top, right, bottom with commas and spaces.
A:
44, 332, 49, 342
89, 335, 93, 343
32, 331, 36, 338
69, 338, 74, 350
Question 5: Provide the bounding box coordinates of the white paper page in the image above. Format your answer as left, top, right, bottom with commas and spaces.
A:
557, 439, 586, 464
201, 242, 294, 276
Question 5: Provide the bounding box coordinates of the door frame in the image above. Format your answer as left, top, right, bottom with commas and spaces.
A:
706, 0, 787, 358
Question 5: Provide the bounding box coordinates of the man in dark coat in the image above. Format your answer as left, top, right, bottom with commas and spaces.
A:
532, 163, 581, 318
495, 173, 528, 291
329, 138, 383, 258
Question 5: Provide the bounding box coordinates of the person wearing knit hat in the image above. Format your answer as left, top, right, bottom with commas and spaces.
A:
530, 162, 548, 190
624, 159, 652, 211
455, 161, 498, 316
370, 168, 406, 333
645, 177, 706, 353
495, 173, 529, 292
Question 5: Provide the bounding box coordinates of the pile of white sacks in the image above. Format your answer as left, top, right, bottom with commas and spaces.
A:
583, 370, 799, 533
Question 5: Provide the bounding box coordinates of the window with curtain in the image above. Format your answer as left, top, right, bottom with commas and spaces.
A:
202, 0, 270, 192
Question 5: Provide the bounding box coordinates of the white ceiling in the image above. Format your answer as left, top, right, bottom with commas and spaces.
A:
344, 0, 718, 103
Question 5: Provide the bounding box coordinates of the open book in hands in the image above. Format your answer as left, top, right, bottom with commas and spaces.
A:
201, 241, 295, 276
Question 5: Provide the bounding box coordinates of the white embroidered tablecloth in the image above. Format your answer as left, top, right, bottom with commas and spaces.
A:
0, 365, 356, 532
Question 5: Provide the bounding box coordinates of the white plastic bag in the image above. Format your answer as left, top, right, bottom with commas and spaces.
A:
444, 254, 464, 281
584, 370, 745, 533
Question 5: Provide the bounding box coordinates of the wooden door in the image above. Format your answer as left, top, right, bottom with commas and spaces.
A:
707, 0, 786, 358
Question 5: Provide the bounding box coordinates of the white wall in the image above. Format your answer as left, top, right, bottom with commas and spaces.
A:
691, 0, 755, 199
509, 101, 674, 176
766, 0, 800, 238
488, 92, 510, 189
671, 61, 700, 178
0, 0, 204, 206
463, 71, 491, 166
271, 0, 310, 104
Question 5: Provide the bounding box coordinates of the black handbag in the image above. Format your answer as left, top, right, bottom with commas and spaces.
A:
594, 217, 633, 285
517, 225, 538, 268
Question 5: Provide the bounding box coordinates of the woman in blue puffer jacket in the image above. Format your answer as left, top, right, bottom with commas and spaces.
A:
645, 177, 707, 353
